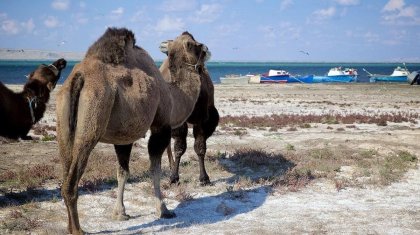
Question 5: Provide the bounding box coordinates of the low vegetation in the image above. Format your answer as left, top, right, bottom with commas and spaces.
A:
220, 113, 419, 129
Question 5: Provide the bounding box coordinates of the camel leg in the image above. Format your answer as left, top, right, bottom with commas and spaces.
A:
166, 141, 174, 170
193, 106, 219, 186
169, 122, 188, 184
112, 143, 132, 221
61, 139, 98, 235
148, 125, 176, 218
193, 125, 210, 185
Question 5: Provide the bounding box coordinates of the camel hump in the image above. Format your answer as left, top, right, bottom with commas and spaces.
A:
85, 27, 136, 65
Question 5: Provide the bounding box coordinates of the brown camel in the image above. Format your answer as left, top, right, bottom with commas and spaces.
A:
56, 28, 210, 234
0, 58, 66, 139
159, 34, 219, 185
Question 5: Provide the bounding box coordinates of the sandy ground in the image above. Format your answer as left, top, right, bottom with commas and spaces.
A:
1, 83, 420, 234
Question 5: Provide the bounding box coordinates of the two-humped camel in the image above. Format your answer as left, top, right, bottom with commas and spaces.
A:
56, 28, 210, 234
159, 34, 219, 185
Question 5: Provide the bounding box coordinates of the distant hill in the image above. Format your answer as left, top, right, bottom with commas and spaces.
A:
0, 48, 84, 61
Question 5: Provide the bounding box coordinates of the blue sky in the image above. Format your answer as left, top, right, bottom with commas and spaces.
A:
0, 0, 419, 62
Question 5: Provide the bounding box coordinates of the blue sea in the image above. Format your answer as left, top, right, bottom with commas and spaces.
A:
1, 60, 419, 84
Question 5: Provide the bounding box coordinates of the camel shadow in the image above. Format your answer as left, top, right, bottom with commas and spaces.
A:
96, 150, 295, 234
129, 186, 272, 233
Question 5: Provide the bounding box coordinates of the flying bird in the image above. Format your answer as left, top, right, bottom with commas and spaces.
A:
299, 50, 309, 56
57, 40, 67, 47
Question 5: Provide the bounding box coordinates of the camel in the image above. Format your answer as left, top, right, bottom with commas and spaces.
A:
159, 35, 219, 185
0, 58, 66, 139
56, 28, 211, 234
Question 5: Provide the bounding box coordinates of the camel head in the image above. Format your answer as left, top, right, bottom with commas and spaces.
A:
160, 32, 211, 74
27, 58, 67, 91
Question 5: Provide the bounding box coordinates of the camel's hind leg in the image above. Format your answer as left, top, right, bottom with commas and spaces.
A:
58, 87, 113, 234
148, 125, 175, 218
61, 138, 99, 235
193, 106, 219, 186
112, 143, 132, 221
169, 122, 188, 184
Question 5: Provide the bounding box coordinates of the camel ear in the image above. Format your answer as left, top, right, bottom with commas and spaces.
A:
46, 82, 56, 91
159, 40, 172, 55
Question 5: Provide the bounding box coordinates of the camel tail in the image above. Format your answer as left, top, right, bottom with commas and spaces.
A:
68, 72, 84, 142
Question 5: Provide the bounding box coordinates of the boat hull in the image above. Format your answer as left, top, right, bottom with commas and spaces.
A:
369, 76, 407, 83
260, 75, 313, 83
260, 75, 289, 83
220, 76, 249, 84
313, 75, 357, 83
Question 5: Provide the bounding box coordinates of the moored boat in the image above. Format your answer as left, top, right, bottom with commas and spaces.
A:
313, 67, 358, 83
260, 69, 290, 83
408, 71, 420, 85
259, 69, 313, 83
364, 65, 410, 83
220, 74, 252, 84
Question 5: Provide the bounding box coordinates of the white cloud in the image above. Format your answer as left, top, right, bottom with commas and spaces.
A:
383, 0, 405, 12
364, 31, 380, 43
110, 7, 124, 20
0, 13, 7, 20
382, 0, 420, 25
1, 16, 35, 35
44, 16, 59, 28
51, 0, 69, 10
155, 15, 185, 32
216, 23, 242, 36
335, 0, 359, 6
2, 20, 19, 34
160, 0, 197, 12
191, 4, 222, 23
280, 0, 293, 11
308, 7, 336, 23
21, 18, 35, 33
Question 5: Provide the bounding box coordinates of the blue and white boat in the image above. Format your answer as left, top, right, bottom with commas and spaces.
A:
313, 67, 358, 83
364, 66, 410, 83
259, 69, 313, 83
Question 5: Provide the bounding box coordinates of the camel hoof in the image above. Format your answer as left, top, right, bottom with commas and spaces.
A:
21, 135, 33, 140
170, 176, 180, 185
199, 177, 211, 186
112, 213, 130, 221
160, 210, 176, 219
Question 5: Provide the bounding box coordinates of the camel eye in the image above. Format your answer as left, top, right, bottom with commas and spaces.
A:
186, 41, 195, 50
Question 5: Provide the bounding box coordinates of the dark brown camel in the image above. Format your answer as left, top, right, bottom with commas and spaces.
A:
159, 34, 219, 185
0, 58, 66, 139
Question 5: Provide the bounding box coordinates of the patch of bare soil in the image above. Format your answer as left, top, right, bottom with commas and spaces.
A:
0, 83, 419, 234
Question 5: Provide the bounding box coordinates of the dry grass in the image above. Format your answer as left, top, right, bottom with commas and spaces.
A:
0, 164, 56, 191
0, 205, 42, 232
220, 113, 419, 129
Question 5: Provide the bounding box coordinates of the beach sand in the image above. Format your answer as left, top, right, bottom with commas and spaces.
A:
1, 83, 419, 234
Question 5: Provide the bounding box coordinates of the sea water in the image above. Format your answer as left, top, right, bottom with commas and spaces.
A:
1, 60, 419, 84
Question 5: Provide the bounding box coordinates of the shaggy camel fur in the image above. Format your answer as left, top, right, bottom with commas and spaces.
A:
56, 28, 210, 234
159, 33, 219, 185
0, 58, 66, 139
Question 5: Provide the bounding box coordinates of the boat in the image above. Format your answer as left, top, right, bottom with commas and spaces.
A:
219, 74, 252, 84
260, 69, 290, 83
364, 65, 410, 83
313, 67, 358, 83
408, 71, 420, 85
259, 69, 313, 83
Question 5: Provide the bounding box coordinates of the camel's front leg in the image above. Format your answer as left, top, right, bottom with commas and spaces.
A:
113, 143, 132, 221
193, 128, 210, 185
148, 125, 176, 218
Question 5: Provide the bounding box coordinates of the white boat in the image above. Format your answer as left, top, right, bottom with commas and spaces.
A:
220, 74, 253, 84
313, 67, 358, 83
364, 65, 410, 83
